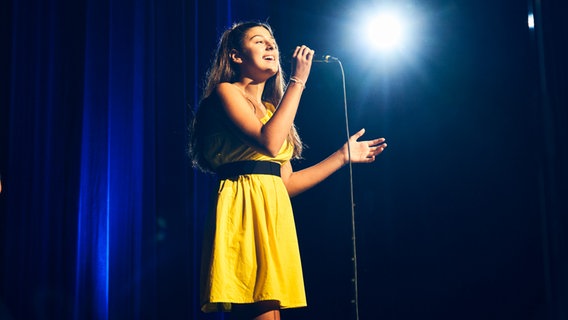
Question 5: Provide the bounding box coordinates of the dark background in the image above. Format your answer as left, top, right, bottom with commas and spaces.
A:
1, 0, 567, 319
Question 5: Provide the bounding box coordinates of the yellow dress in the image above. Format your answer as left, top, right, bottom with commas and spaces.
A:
199, 97, 307, 312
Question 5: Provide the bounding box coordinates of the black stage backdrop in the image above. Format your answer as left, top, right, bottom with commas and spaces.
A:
0, 0, 566, 319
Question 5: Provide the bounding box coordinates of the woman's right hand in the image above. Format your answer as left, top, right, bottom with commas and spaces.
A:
291, 45, 314, 84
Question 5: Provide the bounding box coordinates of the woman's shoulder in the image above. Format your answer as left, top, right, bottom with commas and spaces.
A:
211, 83, 245, 107
216, 82, 239, 95
200, 82, 235, 106
197, 83, 239, 118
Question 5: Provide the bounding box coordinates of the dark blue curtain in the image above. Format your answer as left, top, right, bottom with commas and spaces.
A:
0, 0, 267, 319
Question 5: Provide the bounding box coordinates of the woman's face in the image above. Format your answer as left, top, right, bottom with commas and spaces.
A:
236, 26, 280, 79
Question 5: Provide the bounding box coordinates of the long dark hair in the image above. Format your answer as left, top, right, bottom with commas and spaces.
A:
190, 21, 303, 172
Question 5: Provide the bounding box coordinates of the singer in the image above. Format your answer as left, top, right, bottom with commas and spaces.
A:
190, 21, 387, 320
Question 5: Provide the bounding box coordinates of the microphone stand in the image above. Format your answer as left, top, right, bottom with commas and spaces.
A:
340, 59, 361, 320
319, 57, 360, 320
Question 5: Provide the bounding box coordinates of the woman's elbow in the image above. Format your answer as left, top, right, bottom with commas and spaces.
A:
253, 145, 280, 158
284, 184, 298, 198
266, 147, 281, 158
288, 190, 300, 198
258, 141, 283, 158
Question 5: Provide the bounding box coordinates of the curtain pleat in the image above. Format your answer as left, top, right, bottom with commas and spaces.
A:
0, 0, 265, 319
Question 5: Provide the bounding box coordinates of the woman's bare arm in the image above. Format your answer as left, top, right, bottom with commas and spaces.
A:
281, 129, 387, 197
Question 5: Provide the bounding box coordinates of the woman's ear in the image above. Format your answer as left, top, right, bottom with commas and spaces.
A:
229, 49, 243, 64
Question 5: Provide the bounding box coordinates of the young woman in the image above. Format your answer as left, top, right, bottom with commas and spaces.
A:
190, 21, 387, 320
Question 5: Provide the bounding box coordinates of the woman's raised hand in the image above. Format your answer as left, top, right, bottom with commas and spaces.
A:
291, 45, 314, 84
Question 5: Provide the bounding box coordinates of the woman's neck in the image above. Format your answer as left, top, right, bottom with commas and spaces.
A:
236, 79, 265, 103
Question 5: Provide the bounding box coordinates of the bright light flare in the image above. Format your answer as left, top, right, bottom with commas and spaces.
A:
365, 12, 407, 52
345, 4, 421, 68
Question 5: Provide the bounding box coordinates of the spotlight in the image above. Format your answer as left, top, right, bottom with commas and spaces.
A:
345, 3, 420, 68
365, 11, 407, 52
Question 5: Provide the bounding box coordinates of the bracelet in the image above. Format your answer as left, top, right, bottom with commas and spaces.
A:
289, 76, 306, 89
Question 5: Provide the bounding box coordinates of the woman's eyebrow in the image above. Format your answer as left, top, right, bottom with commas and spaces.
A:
249, 34, 274, 41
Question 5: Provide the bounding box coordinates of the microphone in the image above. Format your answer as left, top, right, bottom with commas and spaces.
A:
286, 52, 339, 63
313, 54, 339, 63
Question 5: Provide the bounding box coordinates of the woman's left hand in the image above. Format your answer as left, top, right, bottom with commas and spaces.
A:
341, 128, 387, 164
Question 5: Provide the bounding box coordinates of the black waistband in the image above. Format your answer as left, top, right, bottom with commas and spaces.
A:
216, 161, 281, 180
